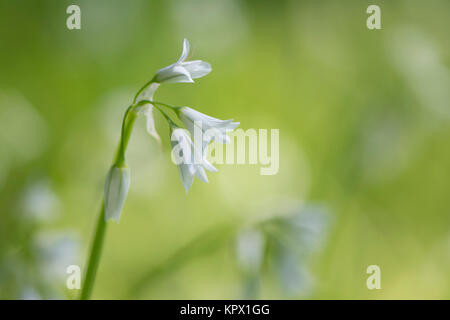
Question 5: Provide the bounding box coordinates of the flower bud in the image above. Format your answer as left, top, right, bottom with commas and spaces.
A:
103, 165, 130, 222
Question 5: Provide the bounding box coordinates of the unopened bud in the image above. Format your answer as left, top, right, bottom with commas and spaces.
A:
104, 165, 130, 222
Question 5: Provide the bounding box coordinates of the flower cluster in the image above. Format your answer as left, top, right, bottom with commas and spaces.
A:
170, 107, 239, 191
104, 39, 239, 221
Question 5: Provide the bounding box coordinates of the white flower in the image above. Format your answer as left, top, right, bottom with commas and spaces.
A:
236, 229, 265, 273
178, 106, 239, 151
155, 39, 211, 84
104, 165, 131, 222
170, 128, 217, 192
135, 83, 161, 143
35, 232, 80, 282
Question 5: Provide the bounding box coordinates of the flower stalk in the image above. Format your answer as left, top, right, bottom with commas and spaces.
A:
80, 105, 137, 300
80, 202, 107, 300
80, 38, 238, 299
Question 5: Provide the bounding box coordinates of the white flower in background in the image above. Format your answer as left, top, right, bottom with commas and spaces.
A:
274, 246, 312, 295
170, 128, 217, 192
20, 287, 42, 300
155, 38, 212, 84
35, 232, 81, 282
178, 106, 239, 151
236, 229, 265, 273
104, 165, 131, 222
21, 180, 60, 222
234, 204, 331, 298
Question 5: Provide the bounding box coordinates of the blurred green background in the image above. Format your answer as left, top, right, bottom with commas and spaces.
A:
0, 0, 449, 299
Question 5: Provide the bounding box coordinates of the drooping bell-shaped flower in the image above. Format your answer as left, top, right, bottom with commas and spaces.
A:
170, 128, 217, 192
135, 83, 161, 143
155, 39, 211, 84
178, 106, 239, 152
103, 164, 131, 222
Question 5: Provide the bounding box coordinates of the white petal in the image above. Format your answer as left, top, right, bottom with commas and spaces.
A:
228, 121, 240, 130
156, 65, 194, 84
177, 38, 190, 63
202, 127, 228, 144
202, 157, 218, 172
144, 105, 161, 143
180, 107, 234, 129
171, 128, 198, 192
201, 139, 211, 157
179, 131, 196, 170
180, 107, 207, 122
195, 167, 209, 183
178, 163, 194, 192
182, 60, 212, 79
211, 133, 229, 144
136, 83, 160, 103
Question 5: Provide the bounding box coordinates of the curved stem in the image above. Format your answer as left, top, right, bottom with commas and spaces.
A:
137, 99, 181, 112
132, 77, 157, 105
115, 105, 136, 167
80, 77, 177, 299
80, 202, 107, 300
153, 104, 178, 128
81, 106, 139, 300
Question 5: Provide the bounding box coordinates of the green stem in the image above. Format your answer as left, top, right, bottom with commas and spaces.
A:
80, 106, 139, 300
115, 106, 138, 167
80, 76, 178, 299
153, 104, 178, 128
80, 202, 107, 300
135, 99, 180, 129
132, 77, 157, 105
137, 99, 181, 112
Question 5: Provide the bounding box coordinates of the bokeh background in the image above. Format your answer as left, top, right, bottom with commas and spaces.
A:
0, 0, 449, 299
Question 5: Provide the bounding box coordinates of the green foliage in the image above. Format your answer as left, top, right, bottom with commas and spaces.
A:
0, 0, 449, 299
